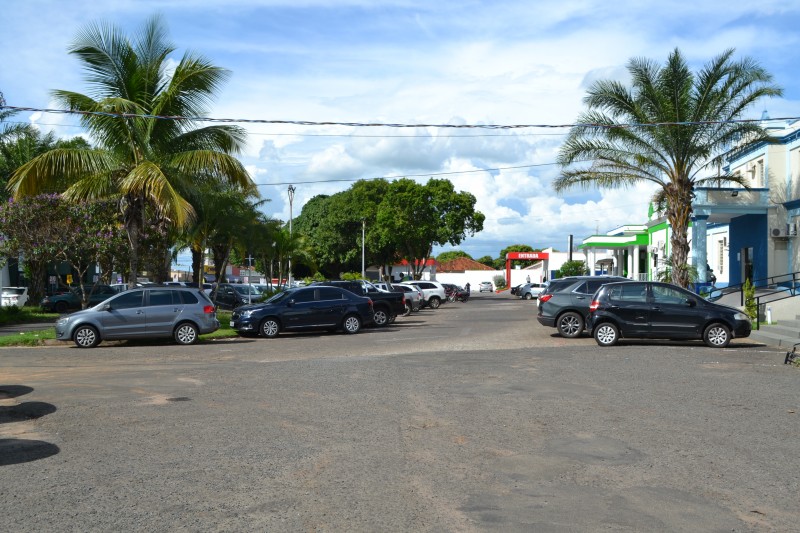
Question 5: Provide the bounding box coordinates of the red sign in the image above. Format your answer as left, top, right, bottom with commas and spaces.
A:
506, 252, 549, 260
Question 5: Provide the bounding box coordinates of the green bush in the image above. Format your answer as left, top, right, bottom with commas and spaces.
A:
492, 275, 506, 289
743, 278, 758, 320
556, 260, 588, 278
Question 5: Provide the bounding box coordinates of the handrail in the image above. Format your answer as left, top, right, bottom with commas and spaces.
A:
754, 289, 800, 330
700, 270, 800, 306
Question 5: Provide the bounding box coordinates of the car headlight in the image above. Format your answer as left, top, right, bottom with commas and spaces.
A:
733, 312, 750, 321
239, 309, 254, 318
55, 316, 71, 326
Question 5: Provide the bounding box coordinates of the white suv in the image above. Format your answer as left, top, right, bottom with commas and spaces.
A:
402, 281, 447, 309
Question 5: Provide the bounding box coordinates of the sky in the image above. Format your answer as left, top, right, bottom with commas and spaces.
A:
2, 0, 799, 268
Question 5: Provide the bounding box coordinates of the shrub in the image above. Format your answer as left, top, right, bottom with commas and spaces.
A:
492, 275, 506, 289
557, 260, 588, 278
743, 278, 758, 320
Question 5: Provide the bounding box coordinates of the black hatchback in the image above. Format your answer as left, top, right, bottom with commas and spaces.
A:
587, 281, 751, 348
536, 276, 631, 337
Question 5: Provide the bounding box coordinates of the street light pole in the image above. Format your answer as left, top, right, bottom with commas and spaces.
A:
361, 218, 365, 279
287, 185, 295, 288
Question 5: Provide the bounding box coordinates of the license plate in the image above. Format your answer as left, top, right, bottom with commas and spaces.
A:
229, 321, 235, 327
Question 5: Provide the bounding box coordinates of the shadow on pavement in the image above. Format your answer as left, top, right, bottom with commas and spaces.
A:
0, 439, 60, 465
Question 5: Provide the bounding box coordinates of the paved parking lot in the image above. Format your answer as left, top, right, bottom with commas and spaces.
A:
1, 292, 797, 531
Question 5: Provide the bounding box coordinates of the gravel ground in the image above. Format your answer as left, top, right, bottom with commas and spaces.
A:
0, 293, 797, 531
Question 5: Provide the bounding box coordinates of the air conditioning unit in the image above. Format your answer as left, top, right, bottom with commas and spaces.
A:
771, 227, 789, 238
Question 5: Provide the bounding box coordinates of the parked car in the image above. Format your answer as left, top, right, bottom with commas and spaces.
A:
390, 283, 423, 313
54, 286, 219, 348
1, 287, 28, 307
313, 280, 405, 326
518, 282, 547, 300
401, 281, 447, 309
510, 284, 521, 296
588, 281, 752, 348
230, 285, 374, 338
210, 283, 264, 309
41, 284, 119, 313
536, 276, 631, 337
479, 281, 493, 292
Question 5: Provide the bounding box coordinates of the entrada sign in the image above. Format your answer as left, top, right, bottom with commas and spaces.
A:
506, 252, 549, 260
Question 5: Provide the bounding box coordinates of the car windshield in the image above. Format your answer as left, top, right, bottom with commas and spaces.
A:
265, 290, 294, 304
2, 288, 25, 295
232, 285, 260, 295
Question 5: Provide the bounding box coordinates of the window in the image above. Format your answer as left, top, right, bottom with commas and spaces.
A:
608, 283, 648, 303
652, 285, 691, 305
318, 287, 344, 301
111, 290, 144, 309
718, 241, 725, 275
148, 290, 175, 306
291, 289, 315, 303
180, 291, 199, 304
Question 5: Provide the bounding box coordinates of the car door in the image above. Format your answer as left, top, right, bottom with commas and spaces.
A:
604, 283, 650, 336
313, 287, 347, 326
99, 290, 146, 338
145, 289, 185, 335
648, 284, 705, 338
282, 288, 317, 329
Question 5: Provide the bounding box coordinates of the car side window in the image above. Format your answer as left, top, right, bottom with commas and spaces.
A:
111, 290, 144, 309
585, 280, 607, 294
180, 291, 199, 304
652, 285, 690, 305
608, 283, 648, 302
572, 282, 588, 294
291, 289, 315, 303
147, 290, 175, 306
318, 287, 344, 300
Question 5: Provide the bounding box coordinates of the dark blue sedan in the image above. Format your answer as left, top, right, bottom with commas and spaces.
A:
230, 286, 374, 338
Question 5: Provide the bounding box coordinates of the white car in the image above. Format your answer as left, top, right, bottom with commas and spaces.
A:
400, 281, 447, 309
1, 287, 28, 307
479, 281, 494, 292
518, 282, 547, 299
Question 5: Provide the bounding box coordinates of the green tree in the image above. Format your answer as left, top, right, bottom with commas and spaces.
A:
556, 260, 588, 278
7, 16, 254, 285
499, 244, 538, 269
436, 250, 472, 263
476, 255, 495, 268
555, 48, 781, 288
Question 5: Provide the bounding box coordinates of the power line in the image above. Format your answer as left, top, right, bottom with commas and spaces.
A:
3, 105, 798, 130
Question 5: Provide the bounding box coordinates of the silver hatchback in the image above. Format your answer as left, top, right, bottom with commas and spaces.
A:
55, 286, 220, 348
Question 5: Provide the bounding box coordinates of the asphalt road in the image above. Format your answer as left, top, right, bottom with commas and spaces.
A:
1, 293, 797, 531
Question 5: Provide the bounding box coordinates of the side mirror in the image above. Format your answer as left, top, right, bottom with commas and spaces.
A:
686, 299, 696, 307
102, 303, 112, 311
286, 299, 294, 307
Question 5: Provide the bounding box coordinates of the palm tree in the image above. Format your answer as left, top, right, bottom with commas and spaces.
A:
7, 16, 254, 285
555, 48, 781, 287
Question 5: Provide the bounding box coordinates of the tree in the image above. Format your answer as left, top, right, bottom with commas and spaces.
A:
7, 16, 254, 285
557, 260, 588, 278
555, 48, 781, 287
499, 244, 537, 269
436, 250, 472, 263
375, 178, 484, 279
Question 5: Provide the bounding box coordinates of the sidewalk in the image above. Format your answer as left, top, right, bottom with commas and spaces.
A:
0, 321, 53, 337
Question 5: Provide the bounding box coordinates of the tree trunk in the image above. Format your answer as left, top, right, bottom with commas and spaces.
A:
191, 246, 203, 285
124, 195, 143, 287
665, 182, 694, 288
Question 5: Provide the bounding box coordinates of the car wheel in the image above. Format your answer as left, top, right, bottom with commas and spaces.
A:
343, 314, 362, 334
524, 293, 532, 300
557, 311, 584, 338
428, 296, 441, 309
373, 308, 389, 327
401, 303, 412, 317
703, 323, 731, 348
594, 322, 619, 347
174, 322, 199, 345
260, 318, 280, 338
73, 325, 100, 348
54, 301, 69, 314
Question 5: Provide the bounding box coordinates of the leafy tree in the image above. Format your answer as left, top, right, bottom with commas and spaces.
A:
555, 48, 781, 288
556, 260, 588, 278
7, 16, 254, 285
476, 255, 495, 268
436, 250, 472, 263
499, 244, 538, 269
376, 178, 484, 279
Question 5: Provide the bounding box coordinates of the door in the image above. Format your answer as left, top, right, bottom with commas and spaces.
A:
312, 287, 347, 326
146, 289, 185, 335
100, 290, 146, 338
604, 283, 650, 336
281, 288, 316, 329
648, 284, 705, 338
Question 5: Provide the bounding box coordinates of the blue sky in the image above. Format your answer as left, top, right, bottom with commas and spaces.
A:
2, 0, 799, 266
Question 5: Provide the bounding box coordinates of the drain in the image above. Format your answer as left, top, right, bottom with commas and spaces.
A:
166, 397, 191, 402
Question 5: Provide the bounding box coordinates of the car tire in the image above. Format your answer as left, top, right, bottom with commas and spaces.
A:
54, 301, 69, 314
594, 322, 619, 347
373, 308, 389, 327
703, 322, 731, 348
73, 325, 100, 348
174, 322, 199, 345
524, 293, 532, 300
343, 314, 362, 334
260, 318, 280, 338
557, 311, 584, 338
428, 296, 441, 309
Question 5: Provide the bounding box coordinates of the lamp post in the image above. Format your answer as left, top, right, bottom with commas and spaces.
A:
361, 218, 365, 279
287, 185, 295, 288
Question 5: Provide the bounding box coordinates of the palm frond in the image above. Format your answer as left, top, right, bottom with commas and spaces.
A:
8, 148, 114, 196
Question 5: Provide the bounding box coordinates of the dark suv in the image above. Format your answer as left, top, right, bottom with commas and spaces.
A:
536, 276, 631, 337
588, 281, 751, 348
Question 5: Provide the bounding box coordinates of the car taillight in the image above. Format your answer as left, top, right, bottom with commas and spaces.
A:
539, 294, 553, 303
368, 298, 373, 307
203, 305, 215, 314
589, 300, 599, 312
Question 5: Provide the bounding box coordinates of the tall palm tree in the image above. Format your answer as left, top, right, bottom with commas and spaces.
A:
555, 48, 781, 287
7, 16, 255, 284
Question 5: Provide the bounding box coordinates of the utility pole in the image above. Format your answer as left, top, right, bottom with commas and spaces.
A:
361, 219, 366, 279
287, 185, 295, 288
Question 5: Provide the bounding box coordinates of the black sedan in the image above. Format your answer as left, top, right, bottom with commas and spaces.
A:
230, 286, 374, 338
